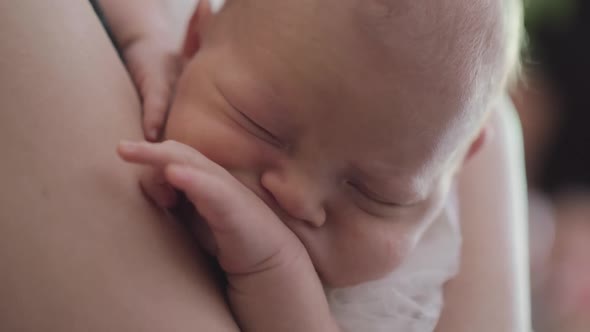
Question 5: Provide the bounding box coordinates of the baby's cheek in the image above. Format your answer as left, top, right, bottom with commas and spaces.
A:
165, 106, 266, 170
378, 231, 416, 272
349, 226, 418, 285
364, 218, 430, 279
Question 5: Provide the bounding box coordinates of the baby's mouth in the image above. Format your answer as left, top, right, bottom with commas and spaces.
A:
169, 183, 297, 258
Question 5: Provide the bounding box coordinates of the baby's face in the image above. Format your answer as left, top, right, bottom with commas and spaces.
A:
165, 0, 506, 287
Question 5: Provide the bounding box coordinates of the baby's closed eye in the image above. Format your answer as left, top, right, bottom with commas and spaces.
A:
233, 108, 284, 148
345, 180, 403, 207
216, 83, 285, 149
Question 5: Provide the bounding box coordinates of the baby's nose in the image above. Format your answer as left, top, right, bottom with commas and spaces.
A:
260, 170, 326, 227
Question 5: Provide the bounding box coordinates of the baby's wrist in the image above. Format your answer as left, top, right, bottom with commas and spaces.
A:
226, 251, 339, 332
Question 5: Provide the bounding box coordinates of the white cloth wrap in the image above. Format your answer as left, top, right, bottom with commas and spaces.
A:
325, 195, 462, 332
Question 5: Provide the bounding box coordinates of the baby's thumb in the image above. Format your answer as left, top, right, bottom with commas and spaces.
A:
165, 165, 299, 275
141, 80, 171, 141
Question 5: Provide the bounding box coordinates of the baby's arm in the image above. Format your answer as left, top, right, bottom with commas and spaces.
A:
118, 140, 340, 332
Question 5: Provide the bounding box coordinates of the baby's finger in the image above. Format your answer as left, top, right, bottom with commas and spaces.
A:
118, 140, 214, 172
141, 80, 172, 141
165, 165, 300, 275
139, 168, 178, 208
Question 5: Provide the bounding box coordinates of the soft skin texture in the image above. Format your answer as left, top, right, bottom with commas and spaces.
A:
0, 0, 239, 331
118, 140, 340, 332
0, 0, 530, 331
163, 0, 509, 288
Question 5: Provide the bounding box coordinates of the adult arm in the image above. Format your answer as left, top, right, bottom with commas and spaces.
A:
435, 98, 532, 332
0, 1, 238, 330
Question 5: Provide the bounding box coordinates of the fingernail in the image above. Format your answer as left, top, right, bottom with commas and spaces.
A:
148, 129, 159, 141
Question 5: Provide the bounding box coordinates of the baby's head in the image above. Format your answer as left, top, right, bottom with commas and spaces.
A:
165, 0, 523, 287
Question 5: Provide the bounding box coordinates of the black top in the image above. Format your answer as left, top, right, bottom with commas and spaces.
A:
528, 0, 590, 195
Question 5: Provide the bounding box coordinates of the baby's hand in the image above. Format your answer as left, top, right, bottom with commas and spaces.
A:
118, 140, 339, 332
122, 38, 182, 141
117, 140, 307, 276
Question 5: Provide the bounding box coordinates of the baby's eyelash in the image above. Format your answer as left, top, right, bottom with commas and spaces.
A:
346, 181, 400, 207
214, 82, 284, 148
236, 110, 283, 148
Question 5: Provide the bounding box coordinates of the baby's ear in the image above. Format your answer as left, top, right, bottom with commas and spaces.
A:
182, 0, 214, 60
463, 123, 492, 164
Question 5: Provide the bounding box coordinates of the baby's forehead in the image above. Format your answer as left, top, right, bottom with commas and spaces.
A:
214, 0, 514, 163
234, 0, 507, 93
331, 0, 509, 126
356, 0, 506, 69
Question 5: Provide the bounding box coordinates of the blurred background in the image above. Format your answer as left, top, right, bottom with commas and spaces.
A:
514, 0, 590, 331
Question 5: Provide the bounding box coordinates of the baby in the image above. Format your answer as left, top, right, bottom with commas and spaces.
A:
109, 0, 523, 330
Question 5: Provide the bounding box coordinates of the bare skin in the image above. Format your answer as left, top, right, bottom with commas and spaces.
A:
119, 0, 530, 330
0, 0, 529, 331
0, 1, 238, 331
161, 0, 508, 288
